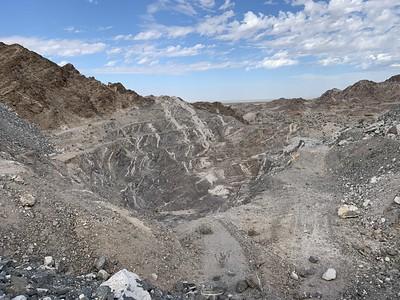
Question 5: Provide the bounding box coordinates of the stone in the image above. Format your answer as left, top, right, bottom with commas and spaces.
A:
100, 269, 151, 300
85, 273, 97, 280
322, 268, 336, 281
94, 256, 107, 271
246, 274, 261, 290
394, 196, 400, 205
43, 256, 54, 267
19, 194, 36, 207
12, 175, 24, 184
297, 267, 315, 278
386, 248, 398, 256
387, 125, 399, 135
235, 280, 248, 293
309, 256, 319, 264
370, 176, 378, 184
151, 273, 158, 281
98, 269, 110, 281
11, 296, 27, 300
8, 276, 28, 295
338, 205, 359, 219
290, 271, 299, 280
95, 286, 113, 300
78, 294, 89, 300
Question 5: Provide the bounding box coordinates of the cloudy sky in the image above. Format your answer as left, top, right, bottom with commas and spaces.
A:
1, 0, 400, 101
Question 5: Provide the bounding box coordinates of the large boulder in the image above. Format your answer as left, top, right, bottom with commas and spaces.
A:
100, 269, 151, 300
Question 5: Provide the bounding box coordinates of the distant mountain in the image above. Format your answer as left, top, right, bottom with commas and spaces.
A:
318, 76, 400, 104
0, 42, 150, 129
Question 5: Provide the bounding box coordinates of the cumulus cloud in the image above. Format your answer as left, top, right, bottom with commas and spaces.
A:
147, 0, 197, 16
0, 36, 106, 57
121, 43, 208, 66
256, 51, 298, 69
220, 0, 235, 10
133, 0, 400, 69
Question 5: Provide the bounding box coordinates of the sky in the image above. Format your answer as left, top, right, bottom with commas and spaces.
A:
1, 0, 400, 101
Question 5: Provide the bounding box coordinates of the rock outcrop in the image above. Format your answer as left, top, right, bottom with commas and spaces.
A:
0, 42, 151, 129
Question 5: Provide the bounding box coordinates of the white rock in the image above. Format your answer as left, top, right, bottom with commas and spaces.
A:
78, 294, 89, 300
362, 200, 370, 207
322, 268, 337, 281
151, 273, 158, 281
19, 194, 36, 207
370, 176, 378, 184
43, 256, 54, 267
394, 196, 400, 205
12, 175, 24, 184
290, 271, 299, 280
338, 205, 359, 219
12, 296, 27, 300
101, 269, 151, 300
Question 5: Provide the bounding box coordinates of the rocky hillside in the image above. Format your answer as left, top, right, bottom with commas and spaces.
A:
0, 42, 151, 129
0, 42, 400, 300
318, 75, 400, 104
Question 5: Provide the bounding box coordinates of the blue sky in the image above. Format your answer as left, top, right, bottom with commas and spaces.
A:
1, 0, 400, 101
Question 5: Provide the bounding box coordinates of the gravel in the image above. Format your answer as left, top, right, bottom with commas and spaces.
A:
0, 103, 53, 155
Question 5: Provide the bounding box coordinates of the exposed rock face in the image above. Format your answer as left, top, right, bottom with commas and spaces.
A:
192, 101, 249, 124
0, 42, 151, 129
58, 95, 268, 215
318, 77, 400, 104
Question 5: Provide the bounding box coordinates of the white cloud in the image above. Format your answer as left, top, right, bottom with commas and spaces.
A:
64, 26, 82, 33
137, 0, 400, 69
58, 60, 69, 66
218, 11, 269, 41
220, 0, 235, 10
119, 25, 194, 41
114, 34, 136, 41
147, 0, 197, 16
164, 44, 205, 57
105, 60, 118, 67
96, 60, 246, 75
197, 10, 235, 36
256, 51, 298, 69
198, 0, 215, 8
107, 47, 123, 55
121, 43, 208, 66
98, 25, 113, 31
0, 36, 106, 57
133, 30, 163, 40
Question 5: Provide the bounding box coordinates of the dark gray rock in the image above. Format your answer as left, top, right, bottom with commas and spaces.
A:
235, 280, 248, 293
95, 286, 113, 300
